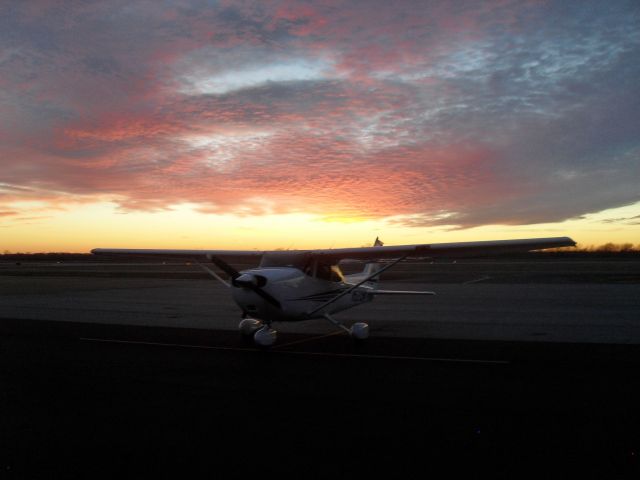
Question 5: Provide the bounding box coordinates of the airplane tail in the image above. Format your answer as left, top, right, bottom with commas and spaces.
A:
363, 237, 384, 287
344, 237, 384, 288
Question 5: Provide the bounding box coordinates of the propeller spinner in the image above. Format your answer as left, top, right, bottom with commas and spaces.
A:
208, 255, 282, 309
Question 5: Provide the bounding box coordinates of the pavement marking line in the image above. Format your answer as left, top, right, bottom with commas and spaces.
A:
280, 349, 510, 365
272, 330, 346, 349
79, 337, 510, 365
80, 337, 258, 353
463, 275, 491, 285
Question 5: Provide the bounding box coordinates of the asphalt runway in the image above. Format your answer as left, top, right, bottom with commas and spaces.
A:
1, 259, 639, 478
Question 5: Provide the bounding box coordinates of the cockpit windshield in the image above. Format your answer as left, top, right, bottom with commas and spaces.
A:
259, 252, 311, 269
259, 252, 344, 282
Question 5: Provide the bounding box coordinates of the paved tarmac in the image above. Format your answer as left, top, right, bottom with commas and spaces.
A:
1, 260, 639, 343
1, 259, 639, 478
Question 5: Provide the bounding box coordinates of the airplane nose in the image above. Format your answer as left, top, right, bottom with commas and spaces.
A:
230, 273, 279, 309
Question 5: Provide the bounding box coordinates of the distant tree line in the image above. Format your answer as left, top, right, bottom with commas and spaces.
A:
575, 243, 639, 253
2, 252, 93, 259
539, 243, 640, 257
0, 252, 129, 262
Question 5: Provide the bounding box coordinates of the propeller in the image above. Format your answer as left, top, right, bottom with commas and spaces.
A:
208, 255, 282, 309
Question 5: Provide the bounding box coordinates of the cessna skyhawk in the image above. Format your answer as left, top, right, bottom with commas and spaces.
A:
92, 236, 575, 346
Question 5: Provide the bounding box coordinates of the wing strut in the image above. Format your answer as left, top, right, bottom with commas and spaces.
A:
306, 255, 408, 318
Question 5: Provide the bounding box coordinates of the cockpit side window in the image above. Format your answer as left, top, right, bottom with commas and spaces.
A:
314, 261, 344, 282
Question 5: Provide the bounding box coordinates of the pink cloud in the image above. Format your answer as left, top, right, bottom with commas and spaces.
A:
1, 0, 638, 229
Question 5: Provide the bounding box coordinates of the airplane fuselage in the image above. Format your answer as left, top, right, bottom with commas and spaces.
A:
230, 267, 373, 323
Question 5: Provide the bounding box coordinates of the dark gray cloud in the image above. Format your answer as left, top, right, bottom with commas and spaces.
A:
0, 0, 638, 226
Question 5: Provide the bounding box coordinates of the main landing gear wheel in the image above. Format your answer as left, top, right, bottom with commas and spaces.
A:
324, 314, 369, 341
349, 322, 369, 340
253, 325, 277, 347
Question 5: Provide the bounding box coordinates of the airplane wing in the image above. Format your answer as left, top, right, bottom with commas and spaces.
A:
308, 236, 575, 261
91, 248, 265, 264
92, 236, 575, 263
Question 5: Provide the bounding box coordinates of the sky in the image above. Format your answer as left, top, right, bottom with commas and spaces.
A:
1, 0, 639, 252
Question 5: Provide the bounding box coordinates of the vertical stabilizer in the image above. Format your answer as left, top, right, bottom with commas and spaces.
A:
362, 237, 383, 287
344, 237, 384, 287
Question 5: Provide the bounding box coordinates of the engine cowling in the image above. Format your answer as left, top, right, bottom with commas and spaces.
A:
233, 273, 267, 288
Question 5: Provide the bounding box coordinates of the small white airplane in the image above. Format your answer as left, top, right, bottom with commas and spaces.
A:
92, 236, 575, 346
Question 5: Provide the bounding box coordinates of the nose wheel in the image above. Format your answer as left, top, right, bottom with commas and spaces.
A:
238, 318, 277, 347
238, 318, 262, 336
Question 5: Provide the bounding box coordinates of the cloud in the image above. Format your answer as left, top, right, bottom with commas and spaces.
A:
602, 214, 640, 225
1, 0, 639, 227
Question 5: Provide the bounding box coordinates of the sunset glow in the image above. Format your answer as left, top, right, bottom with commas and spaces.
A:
1, 1, 639, 252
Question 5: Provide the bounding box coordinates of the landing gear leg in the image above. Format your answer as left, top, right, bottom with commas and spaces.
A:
324, 314, 369, 340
